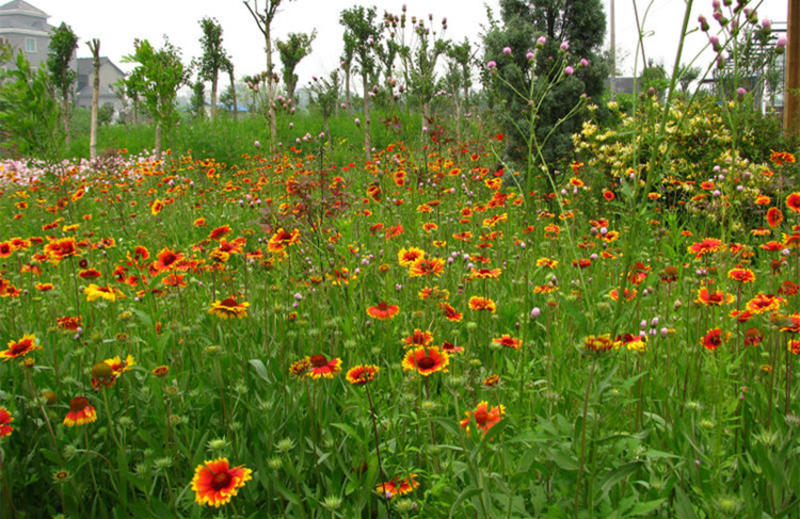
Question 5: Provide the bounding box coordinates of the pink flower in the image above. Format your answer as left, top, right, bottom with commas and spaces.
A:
564, 66, 574, 76
536, 36, 546, 47
526, 51, 535, 60
487, 60, 497, 70
502, 46, 512, 56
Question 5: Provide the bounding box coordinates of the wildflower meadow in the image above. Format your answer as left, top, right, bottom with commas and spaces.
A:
1, 0, 800, 517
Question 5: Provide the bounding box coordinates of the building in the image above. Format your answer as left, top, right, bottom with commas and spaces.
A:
74, 56, 125, 114
0, 0, 51, 70
0, 0, 126, 115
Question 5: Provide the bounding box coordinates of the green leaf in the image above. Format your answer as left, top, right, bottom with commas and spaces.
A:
599, 461, 642, 495
248, 358, 270, 383
629, 498, 665, 515
449, 487, 483, 519
673, 487, 698, 519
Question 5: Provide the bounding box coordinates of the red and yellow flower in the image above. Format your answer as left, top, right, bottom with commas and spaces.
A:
468, 296, 496, 313
402, 346, 449, 376
191, 458, 252, 507
63, 397, 97, 427
492, 334, 522, 350
208, 296, 249, 319
345, 365, 379, 385
460, 401, 505, 436
366, 302, 400, 320
0, 408, 13, 437
0, 334, 40, 361
307, 355, 342, 379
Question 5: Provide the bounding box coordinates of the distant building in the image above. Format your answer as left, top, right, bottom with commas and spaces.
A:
74, 57, 125, 114
0, 0, 51, 70
0, 0, 126, 116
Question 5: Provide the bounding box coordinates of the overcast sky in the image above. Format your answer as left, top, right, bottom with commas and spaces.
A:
27, 0, 789, 87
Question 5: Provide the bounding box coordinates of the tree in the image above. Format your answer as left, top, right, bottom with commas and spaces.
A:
224, 58, 239, 119
444, 39, 475, 142
122, 38, 189, 156
340, 5, 381, 162
276, 31, 315, 102
393, 11, 450, 136
243, 0, 296, 152
87, 38, 100, 160
309, 69, 340, 145
198, 17, 227, 121
341, 31, 356, 112
189, 80, 206, 119
484, 0, 609, 168
0, 52, 60, 157
47, 22, 78, 148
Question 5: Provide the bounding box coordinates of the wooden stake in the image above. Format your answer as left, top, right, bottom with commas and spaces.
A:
784, 0, 800, 134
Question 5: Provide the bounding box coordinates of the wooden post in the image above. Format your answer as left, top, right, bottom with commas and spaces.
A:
87, 39, 100, 160
785, 0, 800, 135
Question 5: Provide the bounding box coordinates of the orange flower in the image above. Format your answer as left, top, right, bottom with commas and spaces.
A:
701, 328, 729, 351
0, 408, 12, 437
44, 238, 79, 261
402, 329, 434, 348
745, 293, 785, 315
469, 267, 501, 280
376, 474, 419, 499
366, 302, 399, 320
468, 296, 496, 313
408, 257, 444, 277
770, 150, 796, 166
191, 458, 252, 507
307, 355, 342, 379
154, 248, 184, 272
492, 334, 521, 350
688, 238, 724, 258
1, 334, 40, 361
267, 228, 300, 253
397, 247, 425, 267
440, 303, 463, 322
695, 287, 734, 306
63, 397, 97, 427
727, 268, 755, 283
208, 225, 232, 240
402, 346, 449, 376
786, 192, 800, 214
345, 365, 379, 385
584, 334, 614, 353
767, 207, 784, 228
460, 401, 505, 436
208, 296, 250, 319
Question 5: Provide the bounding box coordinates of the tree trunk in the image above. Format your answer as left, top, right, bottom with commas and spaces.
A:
88, 39, 100, 160
229, 65, 238, 120
455, 98, 462, 144
422, 101, 431, 141
62, 95, 70, 149
324, 116, 331, 148
155, 121, 162, 157
345, 66, 352, 114
266, 27, 278, 152
362, 71, 371, 162
210, 71, 218, 120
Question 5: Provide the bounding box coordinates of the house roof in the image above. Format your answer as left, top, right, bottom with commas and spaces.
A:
75, 56, 126, 79
0, 0, 48, 18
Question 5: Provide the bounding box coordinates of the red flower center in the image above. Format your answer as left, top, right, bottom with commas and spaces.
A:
219, 297, 237, 307
9, 340, 30, 355
474, 409, 489, 426
417, 356, 436, 370
69, 397, 89, 413
211, 471, 233, 491
310, 355, 328, 367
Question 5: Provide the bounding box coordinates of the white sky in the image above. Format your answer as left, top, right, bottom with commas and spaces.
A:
28, 0, 790, 87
